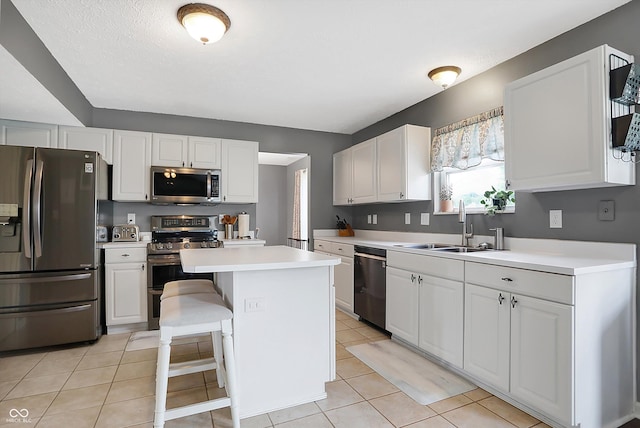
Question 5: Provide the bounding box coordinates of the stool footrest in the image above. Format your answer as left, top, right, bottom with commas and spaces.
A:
163, 397, 231, 422
168, 357, 217, 378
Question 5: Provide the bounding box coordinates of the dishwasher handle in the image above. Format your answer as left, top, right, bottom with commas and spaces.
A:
354, 252, 387, 262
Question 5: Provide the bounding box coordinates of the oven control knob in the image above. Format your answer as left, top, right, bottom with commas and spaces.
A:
201, 242, 208, 248
156, 243, 164, 250
166, 243, 173, 250
184, 242, 191, 249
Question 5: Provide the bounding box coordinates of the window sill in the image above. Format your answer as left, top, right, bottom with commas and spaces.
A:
433, 208, 515, 216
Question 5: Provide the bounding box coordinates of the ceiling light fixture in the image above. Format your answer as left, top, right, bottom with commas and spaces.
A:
428, 66, 462, 89
177, 3, 231, 45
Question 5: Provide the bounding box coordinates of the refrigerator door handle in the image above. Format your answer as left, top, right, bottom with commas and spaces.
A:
33, 160, 44, 258
22, 159, 33, 259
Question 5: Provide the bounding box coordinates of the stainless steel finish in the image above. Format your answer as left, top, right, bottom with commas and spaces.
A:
146, 215, 219, 330
112, 224, 139, 242
150, 167, 221, 205
354, 246, 387, 331
431, 246, 487, 253
33, 160, 43, 258
490, 227, 505, 250
393, 243, 451, 249
458, 200, 473, 247
23, 159, 33, 259
0, 146, 107, 352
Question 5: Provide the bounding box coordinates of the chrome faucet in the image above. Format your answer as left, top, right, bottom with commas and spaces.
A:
458, 200, 473, 247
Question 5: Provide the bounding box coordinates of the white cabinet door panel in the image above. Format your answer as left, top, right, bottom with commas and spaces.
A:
335, 256, 354, 312
386, 267, 419, 346
463, 284, 510, 391
221, 139, 259, 203
59, 126, 113, 164
189, 136, 221, 169
351, 139, 376, 204
333, 149, 353, 205
0, 120, 58, 147
151, 133, 188, 167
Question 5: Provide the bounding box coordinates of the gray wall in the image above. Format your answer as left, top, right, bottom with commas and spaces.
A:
257, 164, 287, 245
350, 0, 640, 396
92, 109, 352, 238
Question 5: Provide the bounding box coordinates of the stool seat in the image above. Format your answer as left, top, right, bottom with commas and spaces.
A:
154, 293, 239, 428
161, 279, 216, 301
160, 293, 231, 327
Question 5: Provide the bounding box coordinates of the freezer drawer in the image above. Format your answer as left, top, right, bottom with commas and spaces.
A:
0, 270, 97, 309
0, 300, 99, 352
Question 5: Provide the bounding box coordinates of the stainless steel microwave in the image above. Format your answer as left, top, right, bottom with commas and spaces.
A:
150, 167, 221, 205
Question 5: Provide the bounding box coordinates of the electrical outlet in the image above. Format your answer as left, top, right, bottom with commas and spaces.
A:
245, 298, 266, 313
367, 215, 372, 224
549, 210, 562, 228
420, 213, 430, 225
598, 200, 615, 221
404, 213, 411, 225
127, 213, 136, 224
372, 214, 378, 225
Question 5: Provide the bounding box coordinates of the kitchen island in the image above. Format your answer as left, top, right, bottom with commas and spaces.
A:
180, 245, 340, 418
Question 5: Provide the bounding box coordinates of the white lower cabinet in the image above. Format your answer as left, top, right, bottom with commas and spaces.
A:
105, 248, 148, 328
463, 261, 634, 428
386, 252, 464, 367
314, 240, 354, 313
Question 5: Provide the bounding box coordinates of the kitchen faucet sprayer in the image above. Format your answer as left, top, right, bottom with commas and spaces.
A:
459, 200, 473, 246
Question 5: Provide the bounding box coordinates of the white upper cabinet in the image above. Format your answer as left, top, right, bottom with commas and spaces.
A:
151, 134, 221, 169
221, 139, 259, 203
113, 130, 152, 201
351, 138, 377, 204
59, 126, 114, 164
377, 124, 431, 202
188, 136, 221, 169
0, 120, 58, 148
333, 124, 431, 205
504, 45, 635, 192
151, 133, 188, 167
332, 148, 353, 205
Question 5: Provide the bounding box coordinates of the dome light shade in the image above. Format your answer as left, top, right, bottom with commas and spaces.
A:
428, 66, 462, 89
178, 3, 231, 44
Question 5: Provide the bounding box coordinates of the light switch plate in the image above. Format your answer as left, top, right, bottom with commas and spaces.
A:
127, 213, 136, 224
367, 215, 372, 224
372, 214, 378, 225
404, 213, 411, 225
420, 213, 430, 225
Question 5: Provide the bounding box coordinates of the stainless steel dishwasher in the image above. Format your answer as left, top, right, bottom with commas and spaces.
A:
353, 246, 387, 330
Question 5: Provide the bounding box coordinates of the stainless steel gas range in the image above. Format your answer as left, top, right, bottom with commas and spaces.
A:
147, 215, 221, 329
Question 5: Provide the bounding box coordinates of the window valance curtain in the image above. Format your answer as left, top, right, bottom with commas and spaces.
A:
430, 106, 504, 171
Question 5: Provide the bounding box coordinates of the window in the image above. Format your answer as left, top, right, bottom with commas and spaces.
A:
435, 159, 512, 214
431, 107, 513, 215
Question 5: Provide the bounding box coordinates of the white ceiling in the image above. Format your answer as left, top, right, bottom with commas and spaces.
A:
4, 0, 631, 134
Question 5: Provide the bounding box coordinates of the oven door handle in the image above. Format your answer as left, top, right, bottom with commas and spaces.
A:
148, 289, 164, 296
147, 258, 182, 266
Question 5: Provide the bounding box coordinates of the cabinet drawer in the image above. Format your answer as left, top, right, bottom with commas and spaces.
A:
313, 240, 332, 253
105, 247, 147, 263
333, 243, 354, 258
465, 262, 574, 305
388, 251, 464, 281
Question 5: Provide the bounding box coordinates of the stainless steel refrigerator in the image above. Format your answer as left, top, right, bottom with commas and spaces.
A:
0, 145, 108, 352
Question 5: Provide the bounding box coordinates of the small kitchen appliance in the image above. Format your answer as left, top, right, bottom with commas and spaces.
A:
112, 224, 140, 242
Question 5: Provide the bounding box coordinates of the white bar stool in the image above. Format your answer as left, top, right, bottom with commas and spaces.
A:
161, 279, 216, 300
154, 293, 239, 428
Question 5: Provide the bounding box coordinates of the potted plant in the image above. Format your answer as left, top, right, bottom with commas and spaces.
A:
480, 186, 515, 216
336, 215, 354, 236
439, 183, 454, 212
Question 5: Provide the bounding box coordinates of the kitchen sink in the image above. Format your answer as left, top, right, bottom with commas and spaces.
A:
393, 243, 452, 249
431, 246, 489, 253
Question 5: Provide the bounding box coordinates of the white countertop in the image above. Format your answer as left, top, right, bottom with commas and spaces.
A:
314, 230, 636, 276
181, 245, 340, 273
220, 238, 266, 246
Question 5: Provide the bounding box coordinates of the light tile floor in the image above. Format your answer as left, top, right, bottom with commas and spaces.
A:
0, 310, 551, 428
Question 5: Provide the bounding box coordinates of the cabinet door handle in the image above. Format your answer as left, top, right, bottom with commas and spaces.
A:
498, 293, 505, 305
400, 192, 404, 199
417, 275, 423, 284
141, 264, 145, 271
410, 274, 416, 283
501, 277, 513, 282
190, 162, 193, 168
511, 296, 518, 308
122, 253, 130, 257
182, 161, 185, 167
